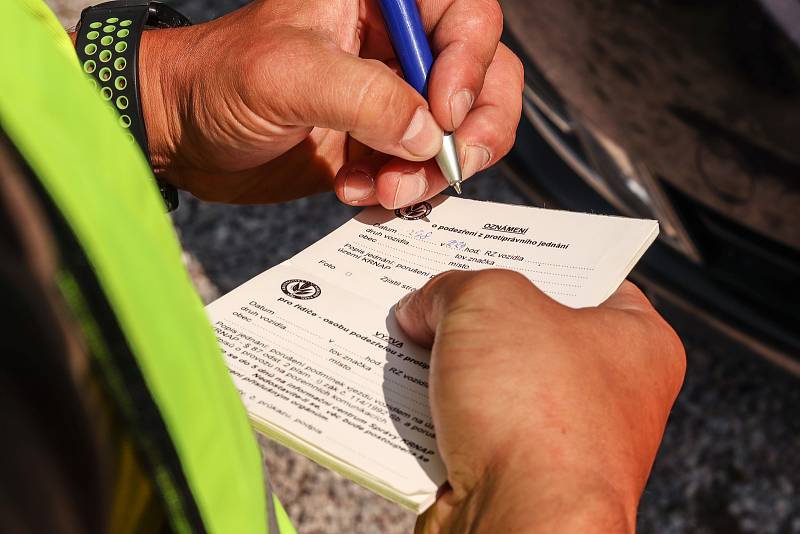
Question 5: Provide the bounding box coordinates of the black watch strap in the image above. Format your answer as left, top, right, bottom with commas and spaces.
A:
75, 1, 190, 211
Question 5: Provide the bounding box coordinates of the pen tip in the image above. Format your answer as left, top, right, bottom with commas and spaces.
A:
436, 133, 464, 196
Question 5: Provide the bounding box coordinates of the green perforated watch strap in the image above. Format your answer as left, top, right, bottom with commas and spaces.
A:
77, 4, 148, 150
76, 1, 180, 210
80, 16, 136, 140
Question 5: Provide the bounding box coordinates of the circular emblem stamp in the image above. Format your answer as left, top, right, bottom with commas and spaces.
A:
281, 279, 321, 300
394, 201, 432, 220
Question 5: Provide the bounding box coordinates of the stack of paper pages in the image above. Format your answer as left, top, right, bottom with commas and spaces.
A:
206, 195, 658, 513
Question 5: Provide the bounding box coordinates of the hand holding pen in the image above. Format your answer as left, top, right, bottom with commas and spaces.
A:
334, 0, 524, 207
137, 1, 522, 207
378, 0, 465, 194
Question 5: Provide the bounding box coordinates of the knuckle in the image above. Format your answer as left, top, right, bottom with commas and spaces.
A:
479, 116, 516, 159
618, 280, 651, 306
496, 43, 523, 75
509, 50, 525, 90
637, 308, 686, 391
499, 123, 517, 158
425, 269, 475, 295
458, 269, 532, 303
446, 1, 503, 56
663, 323, 687, 382
423, 269, 534, 317
486, 0, 504, 35
419, 270, 472, 305
508, 128, 518, 152
474, 268, 529, 287
468, 0, 503, 37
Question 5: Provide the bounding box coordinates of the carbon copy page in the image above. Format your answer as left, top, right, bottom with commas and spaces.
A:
205, 195, 658, 512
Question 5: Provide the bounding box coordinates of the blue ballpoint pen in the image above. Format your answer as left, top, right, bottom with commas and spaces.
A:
378, 0, 464, 194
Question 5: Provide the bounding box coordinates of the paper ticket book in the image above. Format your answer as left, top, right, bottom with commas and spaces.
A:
206, 195, 658, 513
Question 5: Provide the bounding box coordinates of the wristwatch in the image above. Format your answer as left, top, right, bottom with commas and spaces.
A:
75, 1, 191, 211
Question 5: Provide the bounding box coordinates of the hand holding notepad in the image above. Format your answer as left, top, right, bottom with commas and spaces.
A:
206, 195, 674, 514
393, 270, 685, 532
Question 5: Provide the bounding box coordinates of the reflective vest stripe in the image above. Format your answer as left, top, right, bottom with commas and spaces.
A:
1, 1, 295, 532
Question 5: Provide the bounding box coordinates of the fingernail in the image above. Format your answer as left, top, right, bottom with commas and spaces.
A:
342, 171, 374, 203
462, 144, 491, 178
401, 107, 442, 158
392, 172, 428, 208
450, 89, 474, 130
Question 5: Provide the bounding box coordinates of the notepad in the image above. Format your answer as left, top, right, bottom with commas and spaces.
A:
205, 195, 658, 513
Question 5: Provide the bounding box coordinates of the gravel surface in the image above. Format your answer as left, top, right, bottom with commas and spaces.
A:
45, 1, 800, 532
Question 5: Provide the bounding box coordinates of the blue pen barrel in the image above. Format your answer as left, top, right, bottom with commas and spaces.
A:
379, 0, 463, 188
378, 0, 434, 97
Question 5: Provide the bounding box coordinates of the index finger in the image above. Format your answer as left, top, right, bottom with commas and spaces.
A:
421, 0, 504, 130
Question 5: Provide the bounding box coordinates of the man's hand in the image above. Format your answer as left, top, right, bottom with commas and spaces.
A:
138, 1, 522, 206
394, 270, 686, 533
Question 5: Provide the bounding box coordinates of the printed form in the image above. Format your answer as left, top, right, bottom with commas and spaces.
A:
206, 195, 659, 512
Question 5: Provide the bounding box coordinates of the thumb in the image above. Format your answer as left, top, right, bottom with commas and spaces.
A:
394, 269, 536, 347
273, 34, 443, 161
394, 270, 475, 347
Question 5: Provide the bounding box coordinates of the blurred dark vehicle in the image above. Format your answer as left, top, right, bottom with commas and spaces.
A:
500, 0, 800, 372
170, 0, 800, 371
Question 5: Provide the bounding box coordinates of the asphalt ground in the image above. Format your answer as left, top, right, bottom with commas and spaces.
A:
174, 168, 800, 534
46, 1, 800, 532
